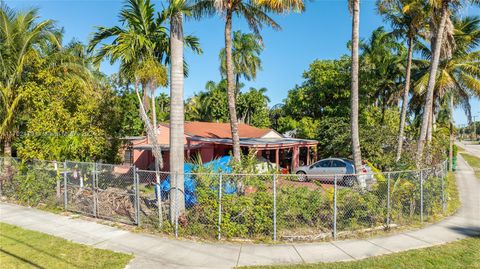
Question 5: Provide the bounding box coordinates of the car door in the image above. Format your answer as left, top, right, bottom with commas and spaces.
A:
331, 160, 348, 176
308, 160, 331, 176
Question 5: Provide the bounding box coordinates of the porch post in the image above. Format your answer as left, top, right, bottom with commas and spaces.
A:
306, 146, 310, 165
275, 148, 280, 172
292, 145, 299, 170
187, 139, 191, 160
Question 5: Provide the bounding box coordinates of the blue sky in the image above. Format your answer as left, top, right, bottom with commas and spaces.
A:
6, 0, 480, 125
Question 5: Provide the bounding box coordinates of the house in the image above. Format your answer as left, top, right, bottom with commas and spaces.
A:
121, 122, 318, 172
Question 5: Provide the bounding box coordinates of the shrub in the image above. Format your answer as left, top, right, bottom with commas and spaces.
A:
4, 163, 59, 206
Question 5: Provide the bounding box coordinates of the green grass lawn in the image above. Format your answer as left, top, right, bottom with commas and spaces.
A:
0, 222, 133, 269
460, 152, 480, 179
240, 237, 480, 269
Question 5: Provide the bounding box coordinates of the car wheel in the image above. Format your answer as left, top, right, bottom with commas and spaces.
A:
296, 171, 307, 182
343, 175, 356, 187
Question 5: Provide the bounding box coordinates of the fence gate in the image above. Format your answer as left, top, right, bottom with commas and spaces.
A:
94, 163, 137, 225
64, 161, 95, 216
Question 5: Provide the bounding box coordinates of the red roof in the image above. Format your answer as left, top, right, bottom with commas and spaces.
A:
184, 122, 272, 139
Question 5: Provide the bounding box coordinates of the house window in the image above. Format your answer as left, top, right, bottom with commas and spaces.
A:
124, 149, 134, 165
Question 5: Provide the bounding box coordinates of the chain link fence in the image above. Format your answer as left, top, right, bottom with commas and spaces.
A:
0, 157, 451, 242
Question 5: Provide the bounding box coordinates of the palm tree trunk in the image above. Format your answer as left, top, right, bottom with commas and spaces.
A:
150, 81, 162, 223
449, 94, 454, 172
135, 83, 163, 167
142, 83, 149, 114
169, 10, 186, 219
225, 11, 241, 162
151, 83, 157, 129
135, 81, 164, 226
396, 37, 414, 162
427, 105, 433, 142
416, 0, 449, 163
350, 0, 363, 177
3, 138, 12, 157
235, 73, 240, 97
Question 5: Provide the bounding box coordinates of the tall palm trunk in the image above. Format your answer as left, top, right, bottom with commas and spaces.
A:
3, 138, 12, 157
396, 37, 414, 162
416, 0, 449, 162
135, 83, 163, 170
150, 82, 162, 225
427, 105, 434, 142
151, 83, 157, 129
225, 11, 241, 162
169, 10, 186, 219
350, 0, 362, 177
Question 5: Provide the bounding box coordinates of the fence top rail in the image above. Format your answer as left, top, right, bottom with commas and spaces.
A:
1, 157, 447, 178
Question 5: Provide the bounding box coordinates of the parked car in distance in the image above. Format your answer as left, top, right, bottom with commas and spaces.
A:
294, 158, 373, 187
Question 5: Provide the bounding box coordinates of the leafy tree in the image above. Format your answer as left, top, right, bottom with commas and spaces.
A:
0, 4, 61, 157
156, 93, 171, 122
115, 90, 145, 137
237, 87, 271, 128
186, 80, 271, 128
282, 57, 353, 121
15, 43, 115, 162
186, 80, 230, 122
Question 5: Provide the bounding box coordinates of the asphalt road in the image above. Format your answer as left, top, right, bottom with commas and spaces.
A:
457, 141, 480, 158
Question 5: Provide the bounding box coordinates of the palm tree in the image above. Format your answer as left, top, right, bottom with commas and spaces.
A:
88, 0, 201, 107
377, 0, 428, 161
416, 0, 452, 162
219, 31, 263, 94
361, 27, 406, 123
89, 2, 166, 207
186, 80, 230, 122
88, 0, 202, 220
193, 0, 304, 162
414, 16, 480, 167
165, 0, 195, 219
0, 4, 61, 157
349, 0, 363, 175
237, 87, 270, 126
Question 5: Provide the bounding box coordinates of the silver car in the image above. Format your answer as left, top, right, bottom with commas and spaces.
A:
294, 158, 372, 187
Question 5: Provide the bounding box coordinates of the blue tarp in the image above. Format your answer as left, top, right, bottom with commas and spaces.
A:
157, 157, 234, 207
204, 156, 233, 173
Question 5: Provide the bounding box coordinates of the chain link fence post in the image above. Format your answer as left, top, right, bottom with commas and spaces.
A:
333, 175, 337, 240
217, 174, 223, 240
441, 164, 446, 214
420, 170, 424, 223
273, 174, 277, 242
92, 163, 97, 218
134, 166, 141, 226
175, 172, 179, 238
387, 172, 391, 228
63, 161, 68, 210
156, 171, 163, 229
55, 161, 61, 201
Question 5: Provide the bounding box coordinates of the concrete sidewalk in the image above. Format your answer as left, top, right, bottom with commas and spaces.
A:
1, 156, 479, 269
